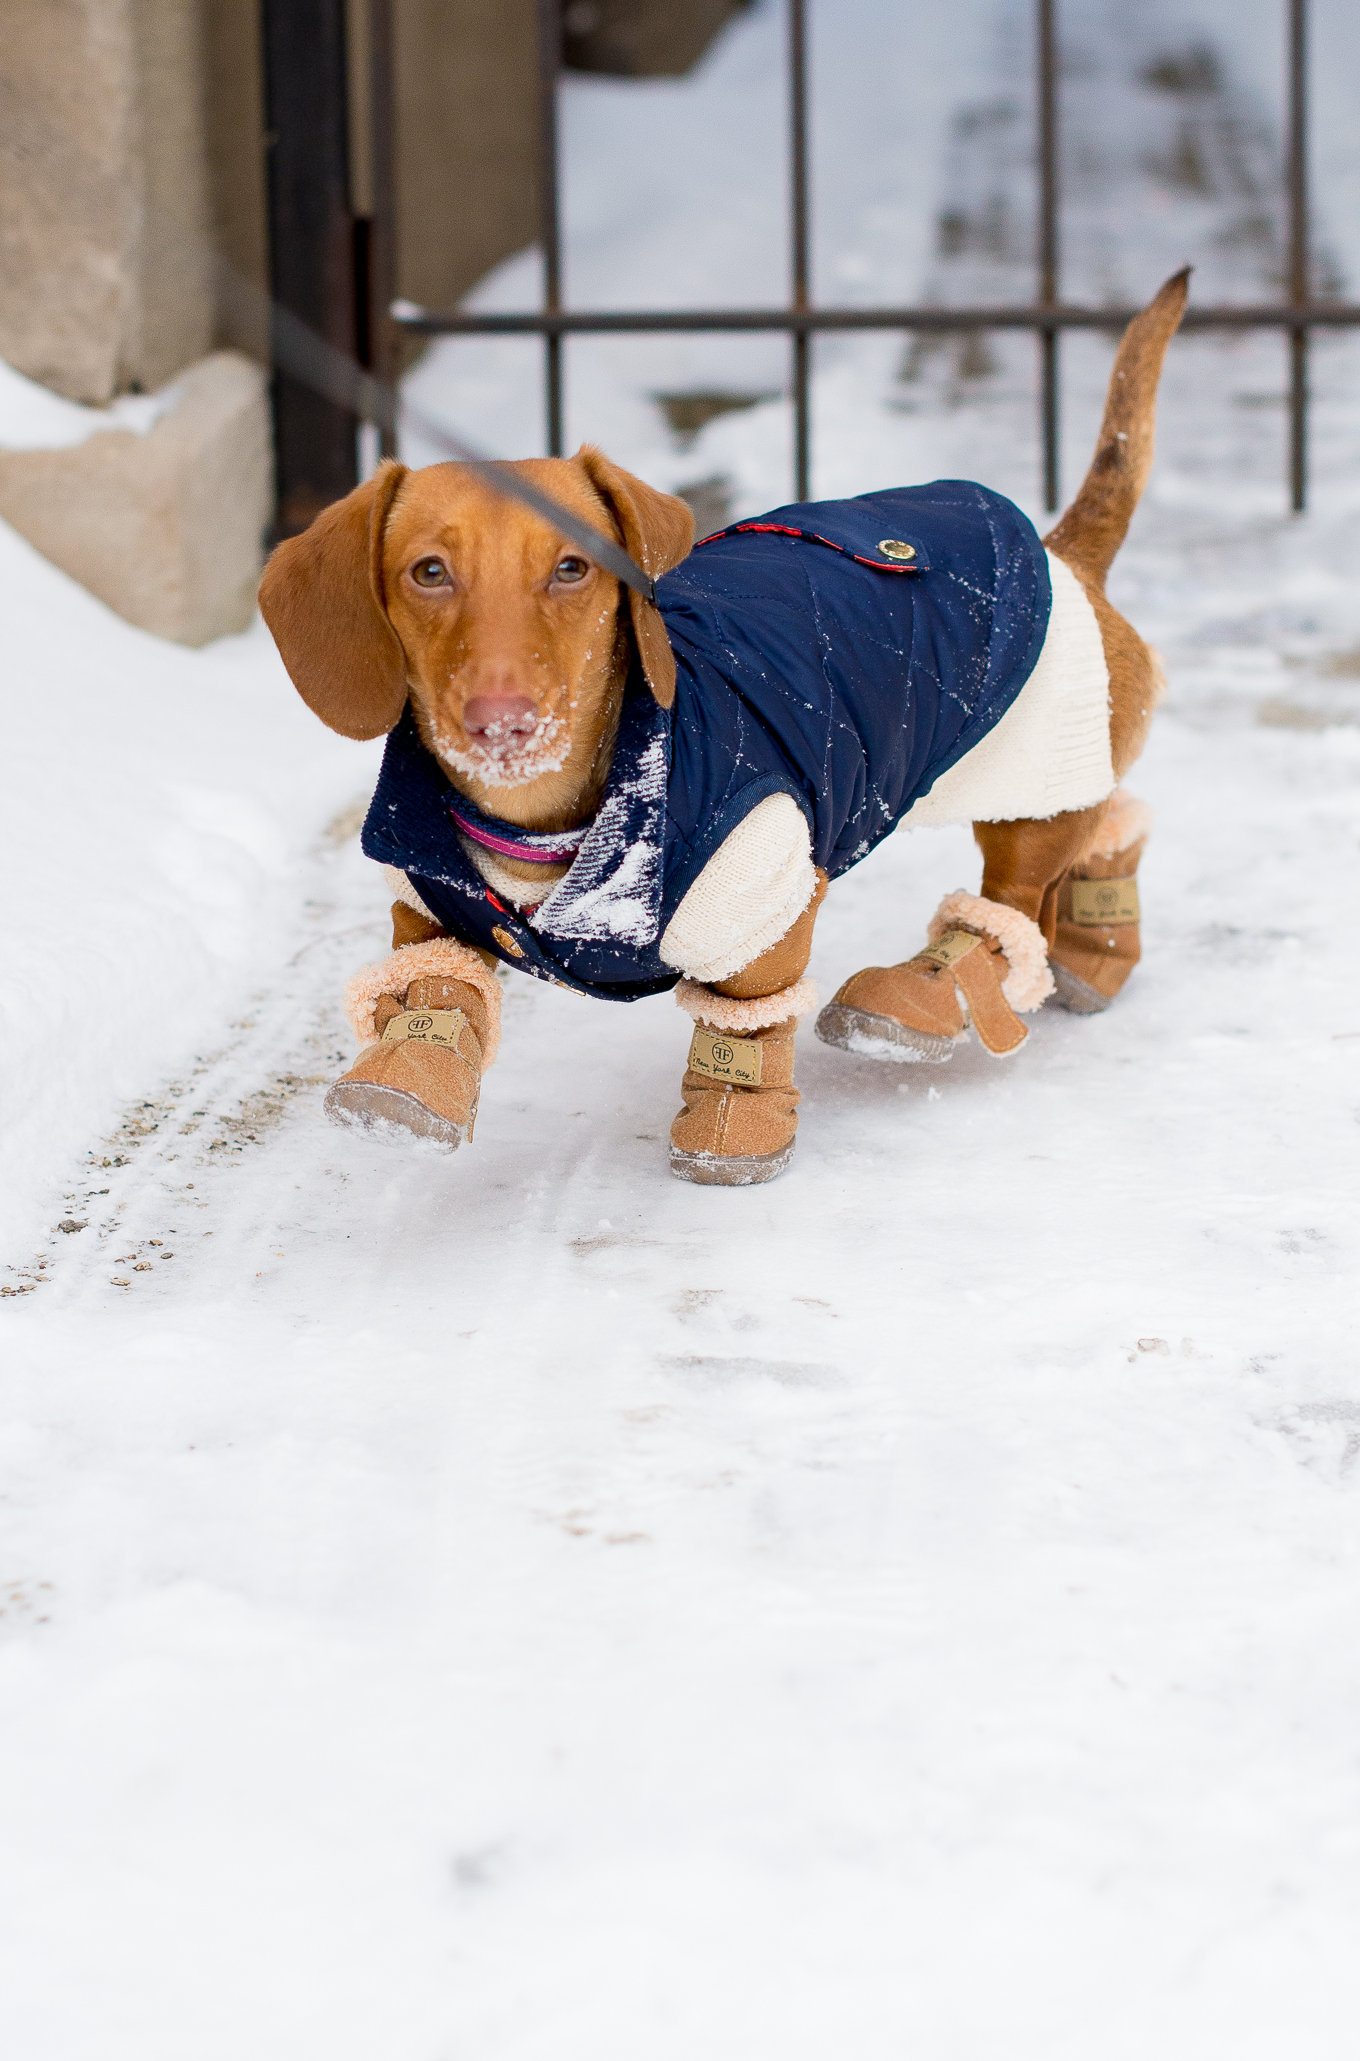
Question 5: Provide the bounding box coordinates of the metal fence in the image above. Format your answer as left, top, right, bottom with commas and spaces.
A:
271, 0, 1359, 524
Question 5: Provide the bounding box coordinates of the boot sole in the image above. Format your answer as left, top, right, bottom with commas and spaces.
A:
668, 1141, 795, 1186
814, 1001, 958, 1064
324, 1080, 470, 1151
1047, 963, 1114, 1015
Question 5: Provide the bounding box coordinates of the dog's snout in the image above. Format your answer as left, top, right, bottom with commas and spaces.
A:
463, 694, 538, 739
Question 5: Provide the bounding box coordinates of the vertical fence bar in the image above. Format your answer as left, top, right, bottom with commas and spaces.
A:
1287, 0, 1309, 511
536, 0, 564, 457
367, 0, 398, 452
1037, 0, 1060, 511
261, 0, 360, 535
789, 0, 811, 501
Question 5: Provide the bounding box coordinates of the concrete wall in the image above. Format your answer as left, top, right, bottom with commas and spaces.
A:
203, 0, 272, 361
0, 0, 215, 403
0, 0, 751, 393
392, 0, 541, 319
0, 1, 743, 643
562, 0, 752, 79
0, 1, 269, 641
129, 0, 217, 387
391, 1, 751, 318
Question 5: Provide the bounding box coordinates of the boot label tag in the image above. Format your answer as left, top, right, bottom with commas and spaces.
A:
1071, 878, 1139, 926
382, 1008, 468, 1049
917, 928, 982, 971
688, 1027, 764, 1086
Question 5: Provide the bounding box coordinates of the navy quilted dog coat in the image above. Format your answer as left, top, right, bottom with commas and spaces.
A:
361, 480, 1052, 1000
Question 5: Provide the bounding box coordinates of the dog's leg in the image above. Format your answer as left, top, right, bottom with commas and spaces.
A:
816, 808, 1105, 1064
973, 804, 1108, 942
977, 789, 1155, 1015
815, 847, 1066, 1064
1045, 790, 1152, 1013
815, 790, 1155, 1063
668, 875, 826, 1186
390, 900, 447, 950
815, 785, 1156, 1062
322, 909, 504, 1151
389, 896, 500, 970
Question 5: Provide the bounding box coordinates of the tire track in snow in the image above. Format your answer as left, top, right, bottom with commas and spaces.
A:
8, 815, 385, 1317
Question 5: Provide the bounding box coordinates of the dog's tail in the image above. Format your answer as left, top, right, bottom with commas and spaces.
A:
1043, 267, 1190, 589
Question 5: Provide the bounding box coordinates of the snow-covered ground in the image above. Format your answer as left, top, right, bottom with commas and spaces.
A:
3, 4, 1360, 2054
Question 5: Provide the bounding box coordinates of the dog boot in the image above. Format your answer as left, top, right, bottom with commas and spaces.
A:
325, 939, 503, 1151
668, 979, 816, 1185
1048, 793, 1150, 1015
816, 892, 1054, 1062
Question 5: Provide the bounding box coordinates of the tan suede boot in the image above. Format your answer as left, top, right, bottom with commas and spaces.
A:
816, 892, 1055, 1062
325, 940, 503, 1151
1048, 795, 1150, 1015
670, 1015, 800, 1185
668, 975, 817, 1185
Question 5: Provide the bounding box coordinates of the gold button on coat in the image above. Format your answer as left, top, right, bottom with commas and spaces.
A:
877, 538, 916, 561
491, 925, 525, 958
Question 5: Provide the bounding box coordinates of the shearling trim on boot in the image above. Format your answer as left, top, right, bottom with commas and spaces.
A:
927, 893, 1054, 1012
1082, 788, 1152, 861
345, 939, 503, 1061
673, 976, 819, 1032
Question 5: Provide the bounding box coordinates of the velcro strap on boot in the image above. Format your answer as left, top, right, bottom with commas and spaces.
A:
381, 1007, 472, 1052
912, 927, 983, 973
688, 1026, 764, 1086
915, 926, 1029, 1054
948, 939, 1028, 1055
1070, 878, 1139, 926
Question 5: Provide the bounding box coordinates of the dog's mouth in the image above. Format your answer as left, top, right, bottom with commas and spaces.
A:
428, 700, 570, 790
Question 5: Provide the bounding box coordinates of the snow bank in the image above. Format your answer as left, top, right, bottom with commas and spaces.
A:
0, 359, 177, 451
0, 516, 377, 1251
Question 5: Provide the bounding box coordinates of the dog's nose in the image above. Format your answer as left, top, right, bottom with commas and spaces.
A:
463, 694, 538, 739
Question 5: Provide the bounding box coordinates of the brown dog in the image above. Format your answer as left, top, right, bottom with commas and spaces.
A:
261, 270, 1188, 1182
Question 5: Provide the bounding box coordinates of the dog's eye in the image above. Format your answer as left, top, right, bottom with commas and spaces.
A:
553, 555, 590, 585
410, 557, 449, 588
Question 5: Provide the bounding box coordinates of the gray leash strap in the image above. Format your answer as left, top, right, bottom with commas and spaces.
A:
221, 267, 659, 604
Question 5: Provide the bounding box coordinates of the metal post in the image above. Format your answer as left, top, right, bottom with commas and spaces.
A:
1287, 0, 1309, 511
536, 0, 564, 457
366, 0, 398, 451
398, 305, 1360, 342
1037, 0, 1060, 512
260, 0, 359, 534
789, 0, 810, 502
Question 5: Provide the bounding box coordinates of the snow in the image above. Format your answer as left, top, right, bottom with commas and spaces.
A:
0, 517, 377, 1258
3, 2, 1360, 2053
0, 359, 177, 450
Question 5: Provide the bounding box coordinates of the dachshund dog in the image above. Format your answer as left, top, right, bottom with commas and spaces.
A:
260, 270, 1187, 1184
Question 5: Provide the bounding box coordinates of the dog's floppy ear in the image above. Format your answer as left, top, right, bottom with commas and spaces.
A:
574, 446, 694, 709
258, 460, 410, 740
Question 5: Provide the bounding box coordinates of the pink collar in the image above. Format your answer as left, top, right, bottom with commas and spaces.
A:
448, 805, 589, 868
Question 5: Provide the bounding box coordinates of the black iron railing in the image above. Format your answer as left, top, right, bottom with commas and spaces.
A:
267, 0, 1354, 521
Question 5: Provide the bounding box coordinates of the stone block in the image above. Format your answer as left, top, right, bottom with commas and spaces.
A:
0, 0, 213, 403
563, 0, 753, 77
0, 352, 272, 645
